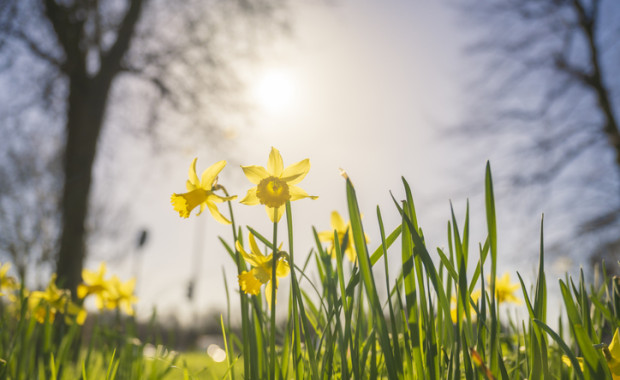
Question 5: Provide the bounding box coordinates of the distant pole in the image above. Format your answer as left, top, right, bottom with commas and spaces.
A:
133, 229, 149, 295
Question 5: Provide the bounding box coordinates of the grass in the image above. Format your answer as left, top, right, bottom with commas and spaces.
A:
1, 160, 620, 379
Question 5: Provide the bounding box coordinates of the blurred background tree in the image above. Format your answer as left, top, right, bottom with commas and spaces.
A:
0, 0, 292, 294
456, 0, 620, 266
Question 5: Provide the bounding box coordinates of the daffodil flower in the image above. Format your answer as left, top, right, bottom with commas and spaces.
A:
171, 158, 237, 224
0, 262, 17, 293
237, 233, 289, 307
106, 275, 138, 316
563, 328, 620, 379
240, 147, 317, 222
605, 328, 620, 379
489, 273, 521, 304
77, 262, 109, 309
450, 289, 481, 323
317, 211, 369, 262
29, 275, 87, 325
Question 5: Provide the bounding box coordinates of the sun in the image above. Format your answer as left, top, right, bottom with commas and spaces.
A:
252, 68, 296, 114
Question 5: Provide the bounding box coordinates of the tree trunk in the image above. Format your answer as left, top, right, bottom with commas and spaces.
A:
55, 74, 111, 294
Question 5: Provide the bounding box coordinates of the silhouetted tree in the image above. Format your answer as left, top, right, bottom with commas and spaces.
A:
456, 0, 620, 263
0, 0, 291, 295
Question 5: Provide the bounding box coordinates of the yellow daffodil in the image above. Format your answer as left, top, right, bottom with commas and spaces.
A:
605, 328, 620, 379
106, 275, 138, 316
171, 158, 236, 224
317, 211, 369, 262
562, 328, 620, 379
240, 147, 317, 222
489, 273, 521, 304
29, 275, 86, 325
237, 233, 290, 307
450, 290, 481, 323
0, 262, 17, 293
77, 262, 110, 309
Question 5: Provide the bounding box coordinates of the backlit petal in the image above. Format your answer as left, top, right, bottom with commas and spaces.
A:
265, 279, 279, 308
197, 203, 205, 216
317, 230, 335, 243
240, 187, 260, 205
236, 241, 261, 268
249, 233, 262, 258
610, 328, 620, 361
289, 185, 318, 201
206, 200, 232, 224
242, 166, 270, 184
330, 211, 346, 232
188, 158, 200, 186
344, 245, 357, 263
276, 259, 290, 278
200, 160, 227, 190
281, 159, 310, 185
267, 147, 284, 177
266, 206, 285, 223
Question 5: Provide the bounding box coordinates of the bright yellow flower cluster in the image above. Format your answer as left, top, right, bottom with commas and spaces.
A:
237, 233, 289, 307
171, 147, 317, 224
1, 261, 137, 324
317, 210, 369, 263
30, 274, 87, 325
1, 262, 87, 325
78, 263, 138, 316
171, 147, 318, 303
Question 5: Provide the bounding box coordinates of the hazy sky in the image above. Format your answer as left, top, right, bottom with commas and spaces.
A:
86, 0, 569, 323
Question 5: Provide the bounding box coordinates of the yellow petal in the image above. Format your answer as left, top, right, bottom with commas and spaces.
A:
241, 165, 270, 184
0, 262, 10, 277
276, 259, 290, 278
249, 233, 262, 258
265, 279, 279, 308
281, 158, 311, 185
289, 185, 318, 201
268, 147, 284, 177
171, 189, 208, 218
239, 271, 262, 295
188, 158, 200, 186
330, 211, 346, 232
610, 328, 620, 360
240, 187, 260, 205
317, 230, 335, 243
237, 240, 268, 267
77, 284, 88, 299
200, 160, 227, 190
344, 245, 357, 263
266, 206, 285, 223
197, 203, 206, 216
206, 200, 232, 224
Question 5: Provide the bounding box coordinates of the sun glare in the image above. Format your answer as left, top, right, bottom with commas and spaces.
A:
253, 69, 296, 114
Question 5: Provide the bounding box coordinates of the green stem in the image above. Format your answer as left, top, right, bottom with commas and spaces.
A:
286, 202, 302, 380
222, 186, 249, 380
270, 207, 279, 380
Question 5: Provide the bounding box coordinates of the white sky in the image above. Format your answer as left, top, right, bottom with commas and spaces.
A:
84, 0, 578, 324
